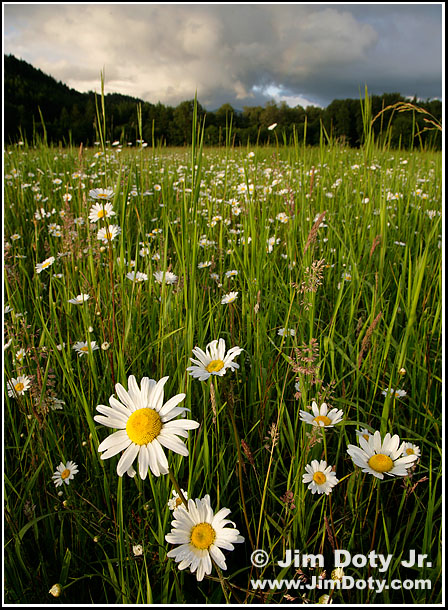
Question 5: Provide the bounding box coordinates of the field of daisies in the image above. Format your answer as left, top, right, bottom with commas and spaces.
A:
3, 111, 442, 605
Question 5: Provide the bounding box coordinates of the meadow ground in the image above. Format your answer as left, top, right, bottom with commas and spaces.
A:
3, 131, 442, 604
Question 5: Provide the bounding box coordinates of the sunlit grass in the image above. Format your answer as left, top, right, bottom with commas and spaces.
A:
3, 109, 442, 604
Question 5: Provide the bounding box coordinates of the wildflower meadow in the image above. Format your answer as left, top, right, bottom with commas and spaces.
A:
3, 96, 443, 605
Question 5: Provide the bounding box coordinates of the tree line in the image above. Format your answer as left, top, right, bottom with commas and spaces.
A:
4, 54, 442, 149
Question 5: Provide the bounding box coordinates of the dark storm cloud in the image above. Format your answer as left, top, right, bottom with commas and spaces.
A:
3, 3, 443, 109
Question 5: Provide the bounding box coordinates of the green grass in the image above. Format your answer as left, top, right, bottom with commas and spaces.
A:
3, 111, 442, 604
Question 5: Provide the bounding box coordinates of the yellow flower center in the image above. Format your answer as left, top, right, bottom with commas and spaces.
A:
42, 260, 51, 268
175, 497, 183, 508
61, 469, 71, 480
368, 453, 394, 473
313, 415, 332, 427
405, 448, 415, 455
362, 433, 370, 441
313, 471, 327, 485
104, 231, 113, 240
80, 346, 89, 352
14, 382, 25, 392
190, 523, 216, 550
97, 193, 108, 199
126, 408, 162, 445
97, 209, 106, 218
206, 359, 225, 373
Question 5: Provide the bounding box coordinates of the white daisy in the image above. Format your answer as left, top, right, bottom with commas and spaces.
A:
347, 430, 418, 480
89, 187, 114, 201
318, 594, 333, 604
35, 256, 55, 273
221, 291, 238, 305
7, 375, 32, 398
52, 460, 79, 487
302, 460, 339, 495
225, 269, 238, 278
126, 270, 148, 282
165, 494, 244, 582
94, 375, 200, 479
72, 340, 100, 357
381, 388, 407, 399
187, 338, 243, 381
401, 442, 421, 460
355, 428, 373, 443
168, 489, 189, 511
15, 348, 26, 364
153, 270, 178, 285
278, 327, 296, 337
68, 293, 90, 304
89, 201, 116, 223
133, 544, 144, 556
299, 401, 344, 428
97, 225, 121, 244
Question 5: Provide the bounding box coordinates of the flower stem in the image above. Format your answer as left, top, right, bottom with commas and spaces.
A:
226, 381, 254, 550
168, 467, 188, 509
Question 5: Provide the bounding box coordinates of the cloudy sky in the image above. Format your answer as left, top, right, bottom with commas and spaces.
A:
3, 3, 444, 109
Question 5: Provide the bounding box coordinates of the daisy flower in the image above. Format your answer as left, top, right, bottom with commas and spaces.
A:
302, 460, 339, 495
15, 348, 26, 364
94, 375, 200, 479
318, 594, 333, 604
35, 256, 55, 273
126, 270, 148, 282
52, 460, 79, 487
89, 201, 116, 223
225, 269, 238, 278
97, 225, 121, 244
72, 340, 100, 357
347, 430, 418, 480
133, 544, 144, 556
68, 293, 90, 304
153, 270, 178, 285
221, 291, 238, 305
278, 327, 296, 337
401, 442, 421, 460
299, 401, 344, 428
187, 338, 243, 381
49, 584, 62, 598
381, 388, 407, 399
276, 212, 289, 223
165, 494, 244, 582
355, 428, 373, 443
7, 375, 32, 398
89, 187, 114, 201
168, 489, 189, 511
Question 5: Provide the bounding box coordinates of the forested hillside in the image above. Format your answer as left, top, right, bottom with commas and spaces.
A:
4, 54, 442, 149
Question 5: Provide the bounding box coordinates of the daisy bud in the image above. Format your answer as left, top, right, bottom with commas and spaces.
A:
49, 584, 62, 597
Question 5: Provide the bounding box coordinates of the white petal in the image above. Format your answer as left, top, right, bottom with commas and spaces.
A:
157, 432, 189, 456
115, 383, 136, 411
117, 443, 139, 476
94, 415, 127, 429
138, 444, 150, 480
150, 376, 169, 411
209, 544, 227, 569
158, 393, 186, 418
98, 429, 130, 452
151, 438, 169, 473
